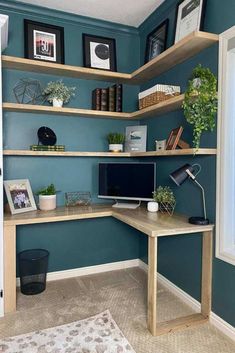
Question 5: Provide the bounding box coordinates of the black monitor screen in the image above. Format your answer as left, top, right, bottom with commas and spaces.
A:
98, 163, 156, 200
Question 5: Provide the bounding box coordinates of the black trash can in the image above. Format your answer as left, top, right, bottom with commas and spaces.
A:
18, 249, 49, 295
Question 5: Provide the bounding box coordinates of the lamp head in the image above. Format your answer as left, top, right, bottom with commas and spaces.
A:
170, 163, 194, 186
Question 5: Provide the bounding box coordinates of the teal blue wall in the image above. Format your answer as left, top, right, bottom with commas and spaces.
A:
139, 0, 235, 327
2, 0, 235, 328
1, 0, 141, 273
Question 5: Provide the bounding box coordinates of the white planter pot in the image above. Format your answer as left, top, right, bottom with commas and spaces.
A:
53, 98, 63, 107
147, 201, 159, 212
39, 195, 56, 211
109, 144, 123, 152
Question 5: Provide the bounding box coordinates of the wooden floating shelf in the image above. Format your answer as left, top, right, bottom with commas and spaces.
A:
3, 149, 217, 157
2, 32, 218, 85
3, 94, 184, 120
131, 31, 219, 84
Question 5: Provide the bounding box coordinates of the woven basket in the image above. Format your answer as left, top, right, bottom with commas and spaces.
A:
139, 91, 180, 110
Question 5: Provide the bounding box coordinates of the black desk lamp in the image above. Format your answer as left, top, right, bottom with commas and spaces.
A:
170, 163, 209, 225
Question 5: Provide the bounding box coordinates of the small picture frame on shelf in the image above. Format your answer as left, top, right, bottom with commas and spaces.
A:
83, 33, 117, 71
166, 126, 183, 150
145, 19, 169, 63
4, 179, 37, 215
174, 0, 206, 43
24, 19, 64, 64
125, 125, 147, 152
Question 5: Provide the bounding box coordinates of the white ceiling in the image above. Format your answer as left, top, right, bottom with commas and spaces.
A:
15, 0, 165, 27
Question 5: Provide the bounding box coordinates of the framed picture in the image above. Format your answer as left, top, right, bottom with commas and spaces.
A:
24, 19, 64, 64
83, 34, 117, 71
125, 125, 147, 152
166, 126, 183, 150
145, 19, 169, 63
174, 0, 206, 43
4, 179, 37, 215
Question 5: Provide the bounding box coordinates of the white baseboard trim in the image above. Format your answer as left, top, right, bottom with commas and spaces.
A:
16, 258, 139, 287
138, 259, 235, 342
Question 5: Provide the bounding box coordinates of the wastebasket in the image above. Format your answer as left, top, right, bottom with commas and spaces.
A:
18, 249, 49, 295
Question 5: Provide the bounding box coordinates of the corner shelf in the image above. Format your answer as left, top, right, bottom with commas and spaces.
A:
2, 32, 218, 85
3, 149, 217, 157
3, 94, 184, 120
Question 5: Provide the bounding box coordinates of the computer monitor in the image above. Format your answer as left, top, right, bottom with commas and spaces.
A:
98, 162, 156, 208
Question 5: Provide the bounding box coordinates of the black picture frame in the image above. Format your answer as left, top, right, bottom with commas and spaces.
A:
83, 33, 117, 72
174, 0, 207, 43
24, 19, 64, 64
145, 19, 169, 63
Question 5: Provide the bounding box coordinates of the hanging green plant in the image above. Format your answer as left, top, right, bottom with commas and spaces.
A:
182, 64, 217, 149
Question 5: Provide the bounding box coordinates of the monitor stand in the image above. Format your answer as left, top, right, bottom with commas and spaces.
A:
112, 200, 141, 209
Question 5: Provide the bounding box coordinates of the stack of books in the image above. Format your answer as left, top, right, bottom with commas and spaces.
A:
92, 84, 123, 112
30, 145, 65, 151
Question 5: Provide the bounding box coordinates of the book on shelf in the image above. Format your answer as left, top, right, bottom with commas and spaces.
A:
92, 88, 101, 110
108, 85, 116, 112
30, 145, 65, 151
101, 88, 108, 111
115, 84, 123, 112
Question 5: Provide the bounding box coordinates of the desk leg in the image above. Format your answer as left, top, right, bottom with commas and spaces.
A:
4, 225, 16, 313
147, 236, 157, 336
201, 230, 213, 318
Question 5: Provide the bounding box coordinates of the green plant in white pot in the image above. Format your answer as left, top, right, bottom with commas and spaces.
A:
36, 184, 57, 211
153, 186, 176, 215
107, 133, 125, 152
43, 80, 76, 107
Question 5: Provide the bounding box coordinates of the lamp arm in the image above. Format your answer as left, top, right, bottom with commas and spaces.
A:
193, 179, 207, 220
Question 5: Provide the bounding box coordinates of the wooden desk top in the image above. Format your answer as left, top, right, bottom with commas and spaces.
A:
4, 204, 214, 237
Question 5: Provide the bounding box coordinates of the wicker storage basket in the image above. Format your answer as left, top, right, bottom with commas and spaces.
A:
138, 84, 180, 110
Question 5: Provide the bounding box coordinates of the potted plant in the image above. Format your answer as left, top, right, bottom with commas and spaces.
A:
182, 64, 217, 150
36, 184, 57, 211
43, 80, 76, 107
107, 132, 125, 152
153, 186, 176, 215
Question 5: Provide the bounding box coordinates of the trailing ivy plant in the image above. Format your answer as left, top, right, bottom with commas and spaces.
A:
182, 64, 217, 149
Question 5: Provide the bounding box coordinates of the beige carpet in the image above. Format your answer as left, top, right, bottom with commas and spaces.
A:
0, 267, 234, 353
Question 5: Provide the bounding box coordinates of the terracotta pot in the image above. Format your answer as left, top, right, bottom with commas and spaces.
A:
39, 195, 56, 211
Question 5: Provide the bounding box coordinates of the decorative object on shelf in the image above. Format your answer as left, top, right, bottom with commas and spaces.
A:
175, 0, 206, 43
147, 201, 159, 212
13, 78, 45, 105
83, 33, 117, 71
4, 179, 37, 215
170, 163, 209, 225
125, 125, 147, 152
91, 84, 122, 112
36, 184, 57, 211
153, 186, 176, 216
65, 191, 92, 207
145, 19, 169, 63
37, 126, 57, 146
43, 80, 76, 107
107, 133, 125, 152
182, 64, 217, 149
30, 145, 65, 152
138, 84, 180, 110
0, 14, 9, 52
24, 20, 64, 64
155, 139, 166, 151
166, 126, 189, 150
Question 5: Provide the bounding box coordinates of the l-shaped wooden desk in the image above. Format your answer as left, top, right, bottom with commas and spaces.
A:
4, 205, 213, 336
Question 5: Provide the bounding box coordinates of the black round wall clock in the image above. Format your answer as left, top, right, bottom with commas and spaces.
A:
37, 126, 57, 146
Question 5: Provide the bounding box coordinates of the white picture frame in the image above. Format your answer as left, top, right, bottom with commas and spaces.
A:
4, 179, 37, 215
125, 125, 147, 152
175, 0, 205, 43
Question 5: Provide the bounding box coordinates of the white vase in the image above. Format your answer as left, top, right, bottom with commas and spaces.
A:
109, 144, 123, 152
147, 201, 159, 212
53, 98, 63, 107
39, 195, 56, 211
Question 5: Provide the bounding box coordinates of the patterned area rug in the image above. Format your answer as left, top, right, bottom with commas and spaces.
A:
0, 310, 136, 353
